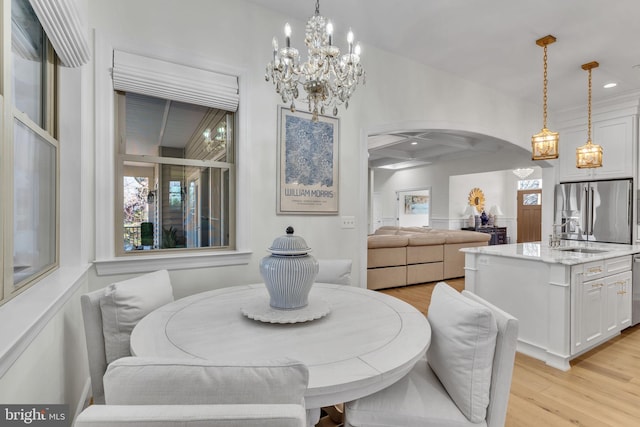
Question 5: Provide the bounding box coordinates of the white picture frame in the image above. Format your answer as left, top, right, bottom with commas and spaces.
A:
276, 106, 339, 215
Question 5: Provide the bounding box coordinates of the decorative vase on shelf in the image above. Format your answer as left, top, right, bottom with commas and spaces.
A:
480, 210, 489, 226
259, 226, 319, 310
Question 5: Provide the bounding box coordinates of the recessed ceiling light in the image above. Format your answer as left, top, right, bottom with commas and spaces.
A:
603, 82, 617, 89
411, 142, 418, 145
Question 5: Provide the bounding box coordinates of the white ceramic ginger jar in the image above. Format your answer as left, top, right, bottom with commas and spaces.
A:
260, 226, 319, 310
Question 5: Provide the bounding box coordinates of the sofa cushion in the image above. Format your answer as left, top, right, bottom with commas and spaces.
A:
100, 270, 174, 364
442, 230, 491, 244
427, 282, 498, 423
400, 226, 432, 234
373, 226, 401, 235
367, 235, 409, 248
368, 247, 407, 268
408, 234, 446, 246
367, 266, 407, 290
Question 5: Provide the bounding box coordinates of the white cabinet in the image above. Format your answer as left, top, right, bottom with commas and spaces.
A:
558, 115, 635, 182
614, 272, 632, 328
577, 275, 606, 348
571, 256, 632, 355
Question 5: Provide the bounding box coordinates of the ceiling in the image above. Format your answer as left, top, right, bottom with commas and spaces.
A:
124, 93, 227, 159
247, 0, 640, 169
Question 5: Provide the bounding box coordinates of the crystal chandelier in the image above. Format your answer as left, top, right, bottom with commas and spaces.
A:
531, 35, 559, 160
203, 124, 226, 153
265, 0, 366, 121
576, 61, 603, 168
512, 168, 534, 179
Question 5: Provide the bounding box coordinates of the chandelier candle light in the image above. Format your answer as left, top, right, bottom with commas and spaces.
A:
576, 61, 603, 168
203, 124, 226, 153
532, 35, 559, 160
265, 0, 366, 121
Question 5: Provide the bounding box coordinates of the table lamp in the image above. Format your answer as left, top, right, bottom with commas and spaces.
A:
463, 205, 477, 228
489, 205, 504, 226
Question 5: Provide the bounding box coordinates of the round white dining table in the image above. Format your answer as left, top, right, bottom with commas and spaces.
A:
130, 283, 431, 424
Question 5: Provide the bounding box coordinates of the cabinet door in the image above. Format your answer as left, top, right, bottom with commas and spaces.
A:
613, 271, 632, 329
558, 115, 634, 182
604, 279, 618, 334
580, 278, 606, 346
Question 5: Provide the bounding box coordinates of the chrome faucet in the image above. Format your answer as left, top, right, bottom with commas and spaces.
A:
550, 218, 578, 248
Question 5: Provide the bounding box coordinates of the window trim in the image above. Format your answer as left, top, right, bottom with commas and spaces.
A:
2, 8, 60, 304
93, 33, 251, 275
115, 155, 236, 256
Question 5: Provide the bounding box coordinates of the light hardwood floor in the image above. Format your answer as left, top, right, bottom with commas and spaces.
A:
380, 280, 640, 427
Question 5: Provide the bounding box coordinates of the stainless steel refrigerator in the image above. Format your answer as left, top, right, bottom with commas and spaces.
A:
554, 178, 633, 244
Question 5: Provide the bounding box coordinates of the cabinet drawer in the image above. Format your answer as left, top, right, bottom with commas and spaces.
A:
605, 255, 632, 275
582, 260, 606, 280
581, 255, 631, 281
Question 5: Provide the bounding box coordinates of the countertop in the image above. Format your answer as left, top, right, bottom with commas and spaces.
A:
460, 240, 640, 265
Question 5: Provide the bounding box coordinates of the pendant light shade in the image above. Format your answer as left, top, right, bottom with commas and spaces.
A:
576, 61, 603, 168
532, 35, 559, 160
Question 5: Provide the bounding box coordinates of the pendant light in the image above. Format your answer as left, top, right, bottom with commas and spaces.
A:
531, 35, 559, 160
576, 61, 603, 168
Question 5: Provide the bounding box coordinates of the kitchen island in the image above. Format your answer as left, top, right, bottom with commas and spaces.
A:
462, 241, 640, 370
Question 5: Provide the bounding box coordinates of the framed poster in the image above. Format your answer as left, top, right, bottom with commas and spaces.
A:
397, 188, 431, 227
277, 106, 339, 214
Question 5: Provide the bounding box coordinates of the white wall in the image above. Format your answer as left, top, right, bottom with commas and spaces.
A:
0, 0, 557, 415
87, 0, 367, 294
0, 0, 92, 412
0, 279, 89, 410
450, 170, 512, 223
373, 150, 544, 225
86, 0, 544, 293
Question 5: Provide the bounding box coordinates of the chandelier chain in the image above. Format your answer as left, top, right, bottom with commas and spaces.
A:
315, 0, 320, 14
542, 44, 548, 128
587, 68, 592, 143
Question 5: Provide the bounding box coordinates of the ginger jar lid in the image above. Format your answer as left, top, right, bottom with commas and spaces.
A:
267, 226, 312, 255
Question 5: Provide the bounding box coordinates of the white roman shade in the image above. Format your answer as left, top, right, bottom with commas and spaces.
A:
112, 50, 239, 112
29, 0, 90, 67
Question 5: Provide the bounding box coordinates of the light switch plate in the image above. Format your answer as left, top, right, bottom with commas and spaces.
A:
341, 216, 356, 229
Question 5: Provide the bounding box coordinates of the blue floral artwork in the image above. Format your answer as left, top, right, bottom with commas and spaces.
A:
284, 115, 334, 187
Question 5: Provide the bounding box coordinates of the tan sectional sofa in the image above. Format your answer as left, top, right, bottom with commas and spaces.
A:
367, 226, 490, 290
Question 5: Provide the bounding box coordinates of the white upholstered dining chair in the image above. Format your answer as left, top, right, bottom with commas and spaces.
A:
73, 356, 309, 427
316, 258, 352, 285
80, 269, 174, 404
345, 282, 519, 427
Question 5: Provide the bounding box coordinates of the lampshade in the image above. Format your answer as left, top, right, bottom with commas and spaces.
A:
489, 205, 504, 216
463, 205, 477, 216
576, 61, 603, 168
532, 35, 559, 161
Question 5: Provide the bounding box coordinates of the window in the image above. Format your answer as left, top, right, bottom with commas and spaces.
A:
115, 92, 235, 254
517, 179, 542, 190
2, 0, 59, 304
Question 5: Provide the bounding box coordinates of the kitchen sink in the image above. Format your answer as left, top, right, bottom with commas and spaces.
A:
556, 247, 608, 254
